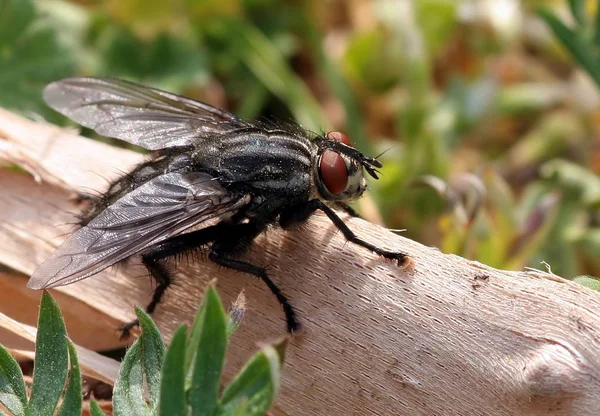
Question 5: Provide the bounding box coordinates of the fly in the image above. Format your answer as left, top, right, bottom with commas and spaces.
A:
27, 77, 407, 335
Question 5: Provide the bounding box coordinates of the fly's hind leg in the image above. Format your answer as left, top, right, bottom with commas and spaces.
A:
208, 223, 300, 333
120, 224, 223, 339
119, 254, 173, 339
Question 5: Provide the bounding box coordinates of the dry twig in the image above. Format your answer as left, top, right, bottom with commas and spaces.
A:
1, 108, 599, 415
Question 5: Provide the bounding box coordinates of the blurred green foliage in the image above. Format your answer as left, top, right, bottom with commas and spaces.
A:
1, 0, 599, 279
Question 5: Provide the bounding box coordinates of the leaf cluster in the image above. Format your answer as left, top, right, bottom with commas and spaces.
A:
0, 289, 285, 416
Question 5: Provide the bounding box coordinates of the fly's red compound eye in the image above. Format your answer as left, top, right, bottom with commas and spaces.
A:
320, 150, 348, 195
327, 131, 351, 146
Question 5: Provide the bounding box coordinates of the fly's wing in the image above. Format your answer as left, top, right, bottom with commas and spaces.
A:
28, 172, 249, 289
43, 77, 250, 150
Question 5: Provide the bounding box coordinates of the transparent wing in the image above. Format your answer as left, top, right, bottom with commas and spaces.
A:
43, 77, 250, 150
28, 172, 249, 289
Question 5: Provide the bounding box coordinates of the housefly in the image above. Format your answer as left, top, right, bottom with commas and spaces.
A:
27, 77, 407, 334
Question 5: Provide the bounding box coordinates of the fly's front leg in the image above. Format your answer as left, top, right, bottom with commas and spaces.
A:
281, 199, 407, 264
280, 200, 359, 227
120, 224, 224, 338
208, 223, 300, 333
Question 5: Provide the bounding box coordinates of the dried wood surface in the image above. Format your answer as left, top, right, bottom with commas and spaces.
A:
1, 107, 600, 416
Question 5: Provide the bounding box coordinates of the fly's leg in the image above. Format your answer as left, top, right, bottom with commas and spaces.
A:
120, 224, 223, 339
280, 199, 407, 263
119, 255, 173, 339
333, 202, 362, 218
209, 251, 299, 333
208, 223, 300, 333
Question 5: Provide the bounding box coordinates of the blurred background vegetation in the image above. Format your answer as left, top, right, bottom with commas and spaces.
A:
1, 0, 599, 280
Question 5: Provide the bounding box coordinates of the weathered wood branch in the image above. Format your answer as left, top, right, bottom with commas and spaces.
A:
1, 108, 599, 415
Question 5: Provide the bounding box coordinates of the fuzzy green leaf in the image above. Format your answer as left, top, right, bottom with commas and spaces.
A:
136, 307, 165, 410
158, 325, 187, 416
57, 340, 82, 416
216, 400, 248, 416
218, 344, 284, 416
574, 275, 600, 292
0, 345, 27, 416
113, 340, 151, 416
89, 400, 106, 416
188, 286, 228, 416
27, 293, 69, 416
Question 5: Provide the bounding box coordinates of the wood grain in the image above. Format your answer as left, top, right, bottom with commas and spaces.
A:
1, 108, 600, 416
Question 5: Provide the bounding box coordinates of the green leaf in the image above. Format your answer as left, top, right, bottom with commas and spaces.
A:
300, 17, 370, 152
188, 286, 228, 416
27, 292, 69, 416
89, 400, 107, 416
575, 228, 600, 259
505, 191, 561, 270
234, 80, 270, 120
574, 275, 600, 292
218, 343, 285, 416
136, 307, 165, 410
158, 325, 187, 416
496, 83, 564, 116
0, 0, 35, 46
540, 159, 600, 206
344, 29, 404, 94
538, 6, 600, 88
568, 0, 586, 26
98, 28, 208, 90
595, 1, 600, 46
0, 0, 75, 118
0, 345, 27, 416
57, 340, 82, 416
415, 0, 458, 54
113, 340, 151, 416
225, 21, 329, 132
216, 400, 247, 416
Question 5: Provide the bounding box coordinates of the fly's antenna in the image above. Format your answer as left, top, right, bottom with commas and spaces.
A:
373, 144, 398, 160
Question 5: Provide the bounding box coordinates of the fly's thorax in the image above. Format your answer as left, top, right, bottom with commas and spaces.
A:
191, 128, 315, 196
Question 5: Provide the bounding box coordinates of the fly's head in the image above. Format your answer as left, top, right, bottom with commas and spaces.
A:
314, 132, 382, 202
